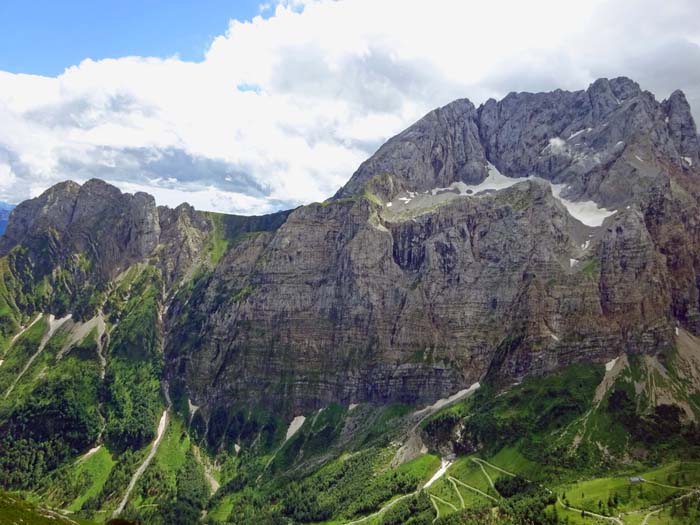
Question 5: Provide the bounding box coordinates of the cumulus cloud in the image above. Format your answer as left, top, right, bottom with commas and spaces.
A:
0, 0, 699, 213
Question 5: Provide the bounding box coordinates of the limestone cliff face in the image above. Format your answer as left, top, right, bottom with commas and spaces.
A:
339, 77, 699, 209
170, 178, 677, 416
0, 179, 161, 277
2, 77, 699, 424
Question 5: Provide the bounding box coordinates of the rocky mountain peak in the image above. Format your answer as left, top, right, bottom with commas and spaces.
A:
664, 88, 700, 163
337, 77, 698, 212
0, 180, 81, 251
588, 76, 642, 121
335, 97, 485, 200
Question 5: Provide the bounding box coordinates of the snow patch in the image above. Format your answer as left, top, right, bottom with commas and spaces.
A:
417, 382, 480, 415
234, 444, 241, 454
605, 357, 619, 372
348, 403, 359, 411
569, 258, 579, 267
0, 359, 3, 368
431, 163, 527, 197
424, 458, 453, 488
551, 334, 560, 342
426, 164, 615, 227
594, 355, 629, 405
676, 327, 680, 336
113, 410, 169, 518
285, 415, 306, 442
45, 314, 72, 341
581, 240, 591, 250
398, 197, 412, 204
550, 184, 616, 227
156, 411, 168, 437
683, 156, 693, 166
385, 202, 392, 207
568, 128, 589, 140
634, 155, 644, 163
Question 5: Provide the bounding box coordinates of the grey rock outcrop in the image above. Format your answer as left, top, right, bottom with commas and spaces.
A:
336, 99, 487, 200
338, 76, 700, 210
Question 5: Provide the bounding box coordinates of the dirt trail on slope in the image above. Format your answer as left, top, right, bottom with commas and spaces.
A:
594, 355, 629, 404
471, 458, 515, 478
472, 458, 495, 489
557, 498, 624, 525
431, 494, 457, 510
638, 489, 700, 525
113, 410, 169, 517
4, 314, 71, 399
448, 477, 466, 508
193, 445, 221, 495
342, 492, 417, 525
430, 495, 441, 523
392, 383, 480, 467
449, 476, 498, 503
4, 314, 42, 355
342, 453, 463, 525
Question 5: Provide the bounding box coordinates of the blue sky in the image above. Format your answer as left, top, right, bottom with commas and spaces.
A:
0, 0, 264, 76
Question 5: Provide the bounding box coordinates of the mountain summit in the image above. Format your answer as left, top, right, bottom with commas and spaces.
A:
338, 77, 699, 207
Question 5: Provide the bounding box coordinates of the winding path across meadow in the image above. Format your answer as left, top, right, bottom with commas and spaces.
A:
5, 314, 42, 352
557, 497, 624, 525
112, 410, 169, 517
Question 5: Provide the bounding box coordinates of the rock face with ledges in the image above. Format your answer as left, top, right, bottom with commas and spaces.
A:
1, 77, 700, 423
338, 76, 700, 210
0, 179, 161, 277
168, 177, 674, 415
336, 99, 487, 200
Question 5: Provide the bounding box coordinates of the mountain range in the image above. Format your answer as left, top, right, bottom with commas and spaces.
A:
1, 77, 700, 525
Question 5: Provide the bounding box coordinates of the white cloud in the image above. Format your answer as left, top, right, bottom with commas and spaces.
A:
0, 0, 699, 213
110, 179, 280, 216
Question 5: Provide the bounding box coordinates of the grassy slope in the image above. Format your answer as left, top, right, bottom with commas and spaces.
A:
2, 359, 699, 525
0, 315, 48, 397
67, 447, 117, 512
0, 491, 96, 525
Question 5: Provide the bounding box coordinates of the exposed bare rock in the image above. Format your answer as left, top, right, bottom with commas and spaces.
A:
2, 77, 700, 424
